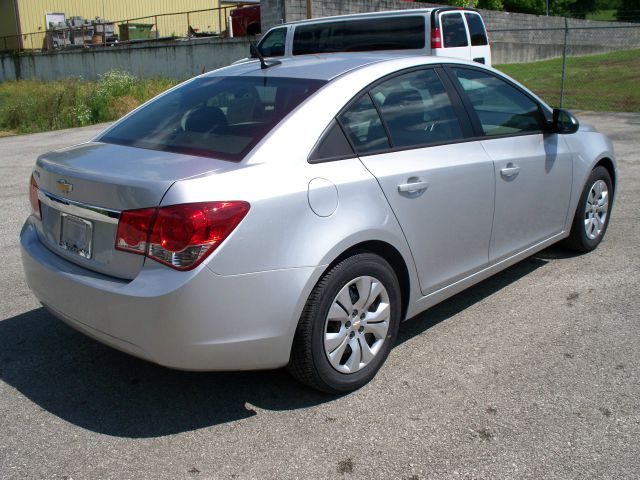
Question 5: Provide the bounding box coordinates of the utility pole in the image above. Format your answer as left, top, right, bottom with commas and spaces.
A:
546, 0, 550, 16
307, 0, 313, 19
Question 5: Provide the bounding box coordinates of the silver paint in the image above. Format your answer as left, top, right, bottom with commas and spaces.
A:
20, 54, 616, 371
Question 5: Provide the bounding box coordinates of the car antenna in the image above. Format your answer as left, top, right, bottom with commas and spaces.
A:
250, 43, 281, 70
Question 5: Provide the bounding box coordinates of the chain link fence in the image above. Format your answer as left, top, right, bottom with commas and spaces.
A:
0, 5, 242, 54
490, 24, 640, 112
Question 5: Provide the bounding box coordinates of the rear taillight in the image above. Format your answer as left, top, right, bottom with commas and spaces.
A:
116, 202, 250, 271
115, 208, 157, 255
29, 174, 41, 220
431, 26, 442, 49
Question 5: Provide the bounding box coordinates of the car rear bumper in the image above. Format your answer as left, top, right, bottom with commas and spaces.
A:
20, 219, 321, 371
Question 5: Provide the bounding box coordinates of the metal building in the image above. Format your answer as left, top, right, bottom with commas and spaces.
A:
0, 0, 237, 50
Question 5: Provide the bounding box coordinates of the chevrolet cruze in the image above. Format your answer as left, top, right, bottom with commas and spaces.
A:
21, 53, 615, 393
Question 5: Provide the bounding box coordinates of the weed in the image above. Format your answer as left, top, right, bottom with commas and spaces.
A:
0, 71, 178, 136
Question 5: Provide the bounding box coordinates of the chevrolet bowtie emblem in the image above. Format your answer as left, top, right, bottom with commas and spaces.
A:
57, 179, 73, 194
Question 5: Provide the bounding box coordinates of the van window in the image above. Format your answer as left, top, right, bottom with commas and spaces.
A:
441, 13, 468, 48
292, 16, 425, 56
258, 27, 287, 57
465, 13, 488, 46
371, 69, 464, 148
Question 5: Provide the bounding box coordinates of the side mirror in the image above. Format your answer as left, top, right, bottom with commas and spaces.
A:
550, 108, 579, 134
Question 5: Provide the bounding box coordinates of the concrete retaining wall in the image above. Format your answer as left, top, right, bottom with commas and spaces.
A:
0, 36, 253, 82
1, 2, 639, 82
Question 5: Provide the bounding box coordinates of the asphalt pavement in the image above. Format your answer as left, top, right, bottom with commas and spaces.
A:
0, 113, 638, 479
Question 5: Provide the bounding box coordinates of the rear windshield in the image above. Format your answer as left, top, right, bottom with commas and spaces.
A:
99, 76, 326, 161
292, 16, 425, 55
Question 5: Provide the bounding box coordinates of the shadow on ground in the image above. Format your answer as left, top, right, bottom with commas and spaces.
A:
0, 246, 572, 438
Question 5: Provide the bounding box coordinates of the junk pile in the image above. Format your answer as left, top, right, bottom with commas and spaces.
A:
47, 15, 119, 49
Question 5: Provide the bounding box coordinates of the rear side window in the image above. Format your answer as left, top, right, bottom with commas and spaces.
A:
292, 16, 425, 55
371, 69, 464, 148
257, 27, 287, 57
441, 13, 468, 48
308, 120, 355, 163
452, 68, 544, 136
338, 95, 390, 155
465, 13, 488, 46
99, 76, 326, 161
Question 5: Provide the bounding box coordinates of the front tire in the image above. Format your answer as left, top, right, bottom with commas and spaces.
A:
565, 166, 613, 253
288, 253, 401, 393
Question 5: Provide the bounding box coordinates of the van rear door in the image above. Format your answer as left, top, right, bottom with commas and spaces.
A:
436, 11, 471, 61
464, 11, 491, 65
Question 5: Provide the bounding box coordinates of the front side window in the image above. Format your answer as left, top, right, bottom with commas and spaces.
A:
257, 27, 287, 57
292, 16, 425, 56
452, 68, 544, 136
338, 95, 390, 155
465, 13, 488, 46
441, 13, 469, 48
370, 69, 464, 148
99, 76, 326, 161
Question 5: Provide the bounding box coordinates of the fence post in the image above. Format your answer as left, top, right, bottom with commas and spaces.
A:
560, 17, 569, 108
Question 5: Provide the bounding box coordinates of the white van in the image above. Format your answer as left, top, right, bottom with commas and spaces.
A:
252, 8, 492, 66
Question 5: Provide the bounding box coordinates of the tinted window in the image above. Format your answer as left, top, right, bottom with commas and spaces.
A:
308, 120, 355, 163
292, 17, 425, 55
99, 76, 326, 161
338, 95, 390, 155
441, 13, 468, 48
453, 68, 543, 136
465, 13, 488, 46
257, 27, 286, 57
371, 69, 464, 148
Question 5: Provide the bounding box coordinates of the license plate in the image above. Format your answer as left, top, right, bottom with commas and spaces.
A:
59, 213, 93, 259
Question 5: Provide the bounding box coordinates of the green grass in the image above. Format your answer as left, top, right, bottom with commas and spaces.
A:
0, 71, 177, 136
586, 9, 618, 21
1, 51, 639, 137
497, 48, 640, 112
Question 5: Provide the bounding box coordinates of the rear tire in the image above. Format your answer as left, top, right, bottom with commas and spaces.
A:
288, 253, 401, 394
564, 166, 613, 253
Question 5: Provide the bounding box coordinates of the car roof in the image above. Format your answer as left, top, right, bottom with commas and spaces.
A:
206, 52, 455, 82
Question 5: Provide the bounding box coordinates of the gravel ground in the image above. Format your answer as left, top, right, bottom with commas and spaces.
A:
0, 113, 638, 480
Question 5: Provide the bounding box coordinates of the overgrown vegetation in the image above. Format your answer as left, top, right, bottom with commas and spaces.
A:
1, 50, 639, 137
497, 49, 640, 112
0, 71, 177, 135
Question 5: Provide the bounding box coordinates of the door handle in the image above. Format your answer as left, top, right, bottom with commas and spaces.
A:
500, 164, 520, 178
398, 180, 429, 193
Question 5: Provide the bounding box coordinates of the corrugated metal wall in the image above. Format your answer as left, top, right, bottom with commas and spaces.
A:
12, 0, 233, 48
0, 0, 20, 49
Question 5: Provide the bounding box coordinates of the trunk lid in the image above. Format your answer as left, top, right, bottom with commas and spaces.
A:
33, 142, 238, 279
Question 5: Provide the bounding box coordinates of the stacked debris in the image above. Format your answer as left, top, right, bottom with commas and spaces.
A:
47, 15, 118, 50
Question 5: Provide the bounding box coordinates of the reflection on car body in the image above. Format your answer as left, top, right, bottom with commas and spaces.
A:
21, 53, 615, 393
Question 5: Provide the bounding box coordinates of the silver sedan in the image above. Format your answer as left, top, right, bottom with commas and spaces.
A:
21, 53, 616, 393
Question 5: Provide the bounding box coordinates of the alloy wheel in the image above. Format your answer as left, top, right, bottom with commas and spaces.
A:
323, 276, 390, 374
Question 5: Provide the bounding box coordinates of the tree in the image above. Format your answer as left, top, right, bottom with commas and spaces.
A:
617, 0, 640, 22
478, 0, 505, 9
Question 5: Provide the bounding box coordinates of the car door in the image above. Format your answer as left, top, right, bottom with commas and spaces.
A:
446, 66, 573, 262
338, 67, 495, 295
435, 12, 471, 61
